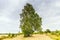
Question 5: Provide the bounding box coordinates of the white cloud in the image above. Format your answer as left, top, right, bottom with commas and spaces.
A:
54, 1, 60, 7
0, 16, 11, 22
42, 16, 60, 31
0, 0, 27, 33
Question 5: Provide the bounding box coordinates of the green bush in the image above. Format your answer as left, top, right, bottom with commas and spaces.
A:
51, 30, 60, 36
38, 31, 43, 34
8, 33, 16, 38
51, 32, 56, 35
44, 29, 51, 33
58, 32, 60, 35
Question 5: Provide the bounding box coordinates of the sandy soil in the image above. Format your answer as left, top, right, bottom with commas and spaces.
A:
3, 34, 52, 40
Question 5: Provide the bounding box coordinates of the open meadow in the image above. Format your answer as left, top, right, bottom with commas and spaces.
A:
0, 33, 60, 40
3, 34, 52, 40
48, 33, 60, 40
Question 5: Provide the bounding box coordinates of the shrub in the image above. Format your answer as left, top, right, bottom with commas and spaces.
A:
8, 33, 15, 38
51, 32, 56, 35
38, 31, 43, 34
45, 29, 51, 33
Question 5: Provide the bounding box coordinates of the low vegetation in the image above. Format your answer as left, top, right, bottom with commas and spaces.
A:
47, 30, 60, 40
0, 30, 60, 40
0, 33, 19, 40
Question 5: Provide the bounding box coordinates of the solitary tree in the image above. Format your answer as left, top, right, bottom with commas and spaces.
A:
20, 3, 42, 37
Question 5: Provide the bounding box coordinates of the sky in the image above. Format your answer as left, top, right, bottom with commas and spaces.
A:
0, 0, 60, 33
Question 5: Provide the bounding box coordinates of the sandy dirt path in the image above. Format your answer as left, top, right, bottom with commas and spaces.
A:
3, 34, 52, 40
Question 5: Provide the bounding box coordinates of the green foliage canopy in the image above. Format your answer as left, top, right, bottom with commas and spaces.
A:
20, 3, 42, 37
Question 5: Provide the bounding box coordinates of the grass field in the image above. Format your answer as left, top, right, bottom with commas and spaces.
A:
48, 33, 60, 40
1, 33, 60, 40
1, 34, 52, 40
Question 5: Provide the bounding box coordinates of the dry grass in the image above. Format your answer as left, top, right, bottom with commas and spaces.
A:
48, 33, 60, 40
3, 34, 52, 40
